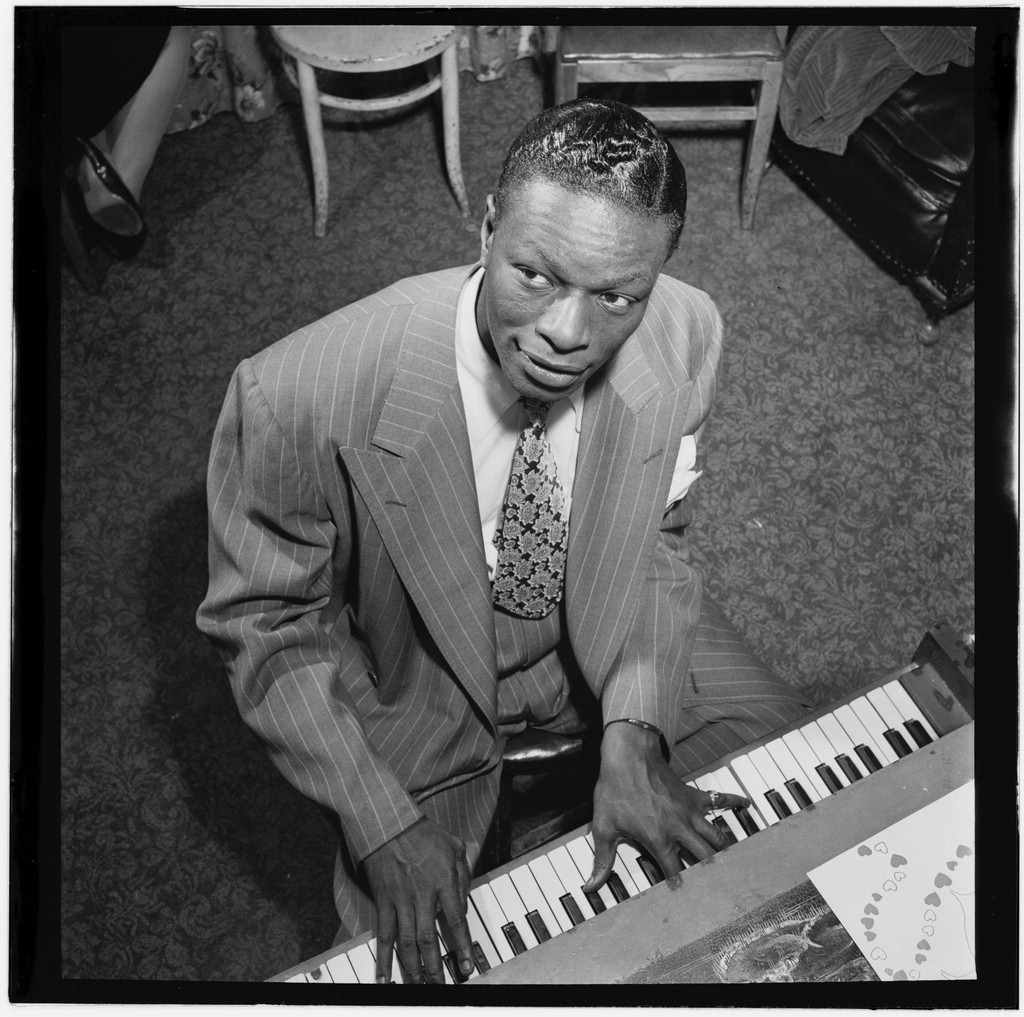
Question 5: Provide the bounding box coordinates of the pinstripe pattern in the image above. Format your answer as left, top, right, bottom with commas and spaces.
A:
197, 263, 805, 934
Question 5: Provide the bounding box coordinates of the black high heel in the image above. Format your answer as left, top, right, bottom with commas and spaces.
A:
76, 137, 147, 253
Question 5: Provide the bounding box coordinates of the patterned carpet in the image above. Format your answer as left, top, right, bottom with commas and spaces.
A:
54, 57, 976, 987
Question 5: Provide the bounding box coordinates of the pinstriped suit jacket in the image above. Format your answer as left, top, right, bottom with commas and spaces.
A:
197, 263, 723, 865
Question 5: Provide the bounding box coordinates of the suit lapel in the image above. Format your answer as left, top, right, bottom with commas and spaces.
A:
567, 323, 695, 683
338, 292, 498, 729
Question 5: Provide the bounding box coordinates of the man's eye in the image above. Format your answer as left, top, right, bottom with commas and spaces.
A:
516, 267, 548, 286
600, 293, 633, 310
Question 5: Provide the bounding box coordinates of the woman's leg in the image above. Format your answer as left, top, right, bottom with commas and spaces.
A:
79, 25, 191, 223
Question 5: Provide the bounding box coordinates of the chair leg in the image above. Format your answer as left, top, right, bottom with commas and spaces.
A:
296, 59, 329, 238
740, 60, 783, 229
440, 43, 471, 217
554, 56, 578, 105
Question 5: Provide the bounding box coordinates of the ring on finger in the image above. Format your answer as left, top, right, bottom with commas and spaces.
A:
706, 789, 722, 812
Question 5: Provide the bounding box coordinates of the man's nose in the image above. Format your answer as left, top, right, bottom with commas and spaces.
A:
536, 294, 588, 351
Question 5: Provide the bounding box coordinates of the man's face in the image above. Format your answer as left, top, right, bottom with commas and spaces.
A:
475, 177, 673, 402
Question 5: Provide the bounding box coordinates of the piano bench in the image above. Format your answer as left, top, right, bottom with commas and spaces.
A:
479, 728, 601, 873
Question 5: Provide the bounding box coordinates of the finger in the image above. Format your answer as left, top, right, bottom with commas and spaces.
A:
415, 900, 446, 985
676, 822, 719, 863
650, 843, 685, 882
374, 905, 397, 984
394, 902, 425, 984
707, 791, 750, 812
582, 832, 618, 893
438, 890, 476, 981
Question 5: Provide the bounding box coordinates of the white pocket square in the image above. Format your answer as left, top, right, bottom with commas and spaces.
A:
665, 435, 701, 508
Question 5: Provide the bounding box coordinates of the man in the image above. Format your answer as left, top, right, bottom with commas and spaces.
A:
197, 98, 811, 984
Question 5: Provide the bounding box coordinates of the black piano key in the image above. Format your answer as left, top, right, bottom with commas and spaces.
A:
471, 942, 490, 974
712, 815, 738, 844
607, 872, 630, 903
525, 909, 552, 943
883, 728, 913, 758
309, 967, 325, 981
502, 922, 528, 956
835, 753, 863, 783
584, 889, 607, 915
734, 806, 760, 835
854, 744, 884, 773
637, 855, 664, 885
904, 719, 933, 748
784, 778, 813, 810
765, 789, 793, 819
559, 892, 585, 927
815, 763, 844, 794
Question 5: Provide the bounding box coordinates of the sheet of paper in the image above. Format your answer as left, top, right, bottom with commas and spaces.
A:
807, 780, 975, 981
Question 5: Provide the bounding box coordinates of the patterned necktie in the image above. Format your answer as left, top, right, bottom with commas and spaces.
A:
492, 398, 568, 619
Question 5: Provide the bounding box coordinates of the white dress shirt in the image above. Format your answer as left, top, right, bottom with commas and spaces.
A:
455, 268, 583, 578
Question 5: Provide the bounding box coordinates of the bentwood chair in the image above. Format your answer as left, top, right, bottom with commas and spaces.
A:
271, 25, 471, 237
554, 25, 786, 229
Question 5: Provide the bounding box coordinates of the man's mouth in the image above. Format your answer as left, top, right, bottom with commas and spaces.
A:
520, 347, 584, 388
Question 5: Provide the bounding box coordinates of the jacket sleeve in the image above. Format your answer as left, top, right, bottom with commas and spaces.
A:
598, 302, 723, 753
196, 359, 424, 862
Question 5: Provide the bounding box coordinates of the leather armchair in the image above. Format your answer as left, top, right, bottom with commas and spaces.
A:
771, 60, 975, 320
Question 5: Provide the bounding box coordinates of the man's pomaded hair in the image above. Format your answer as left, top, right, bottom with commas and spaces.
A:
495, 98, 688, 251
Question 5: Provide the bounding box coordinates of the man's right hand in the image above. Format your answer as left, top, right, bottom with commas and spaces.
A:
362, 817, 476, 984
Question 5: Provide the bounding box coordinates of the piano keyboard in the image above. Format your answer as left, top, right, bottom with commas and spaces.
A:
271, 623, 974, 985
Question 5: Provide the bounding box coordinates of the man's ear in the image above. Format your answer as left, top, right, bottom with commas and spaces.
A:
479, 194, 497, 265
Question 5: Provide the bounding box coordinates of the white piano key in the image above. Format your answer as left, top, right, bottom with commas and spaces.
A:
763, 737, 823, 803
548, 844, 597, 920
489, 872, 540, 951
509, 862, 562, 942
616, 841, 654, 891
866, 685, 908, 728
816, 714, 866, 780
527, 855, 576, 933
780, 729, 835, 799
346, 942, 377, 983
882, 680, 939, 740
465, 895, 502, 974
691, 771, 750, 841
567, 835, 617, 911
747, 745, 802, 816
322, 950, 359, 983
798, 720, 853, 788
469, 884, 516, 963
729, 755, 779, 825
837, 701, 898, 766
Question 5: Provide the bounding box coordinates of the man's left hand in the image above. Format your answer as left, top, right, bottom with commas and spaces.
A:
583, 720, 749, 892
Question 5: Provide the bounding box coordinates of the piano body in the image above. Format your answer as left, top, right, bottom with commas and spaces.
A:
271, 624, 974, 985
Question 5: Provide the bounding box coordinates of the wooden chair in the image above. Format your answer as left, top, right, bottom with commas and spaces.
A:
271, 25, 471, 237
554, 25, 786, 229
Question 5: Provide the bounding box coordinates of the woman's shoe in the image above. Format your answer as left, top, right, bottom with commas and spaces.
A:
64, 161, 146, 262
77, 137, 147, 249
